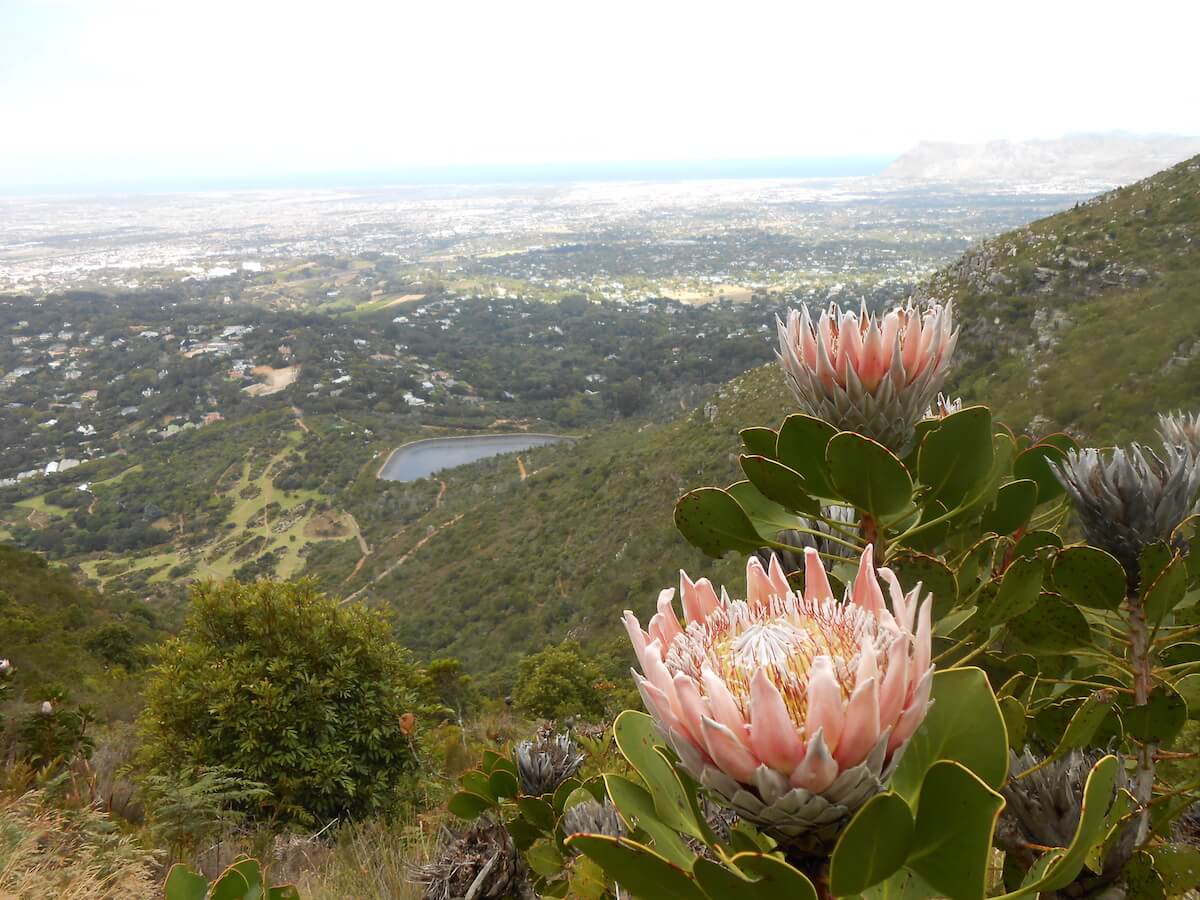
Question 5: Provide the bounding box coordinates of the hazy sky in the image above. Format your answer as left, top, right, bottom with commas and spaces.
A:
2, 0, 1198, 189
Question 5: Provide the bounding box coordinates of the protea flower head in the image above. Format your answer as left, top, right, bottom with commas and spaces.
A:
925, 393, 963, 419
562, 798, 625, 840
998, 749, 1134, 883
513, 733, 585, 796
776, 300, 958, 452
1052, 444, 1200, 583
1159, 411, 1200, 458
40, 701, 53, 715
0, 658, 11, 676
623, 546, 933, 848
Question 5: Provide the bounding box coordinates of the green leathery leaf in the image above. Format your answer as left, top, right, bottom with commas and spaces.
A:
1051, 689, 1120, 759
1122, 683, 1188, 744
1139, 542, 1174, 597
996, 756, 1121, 898
998, 695, 1027, 750
602, 774, 695, 870
1012, 529, 1063, 558
1052, 545, 1127, 610
1008, 596, 1092, 652
917, 406, 994, 508
674, 487, 764, 557
1144, 553, 1188, 626
265, 887, 299, 900
726, 480, 809, 543
526, 838, 565, 877
210, 868, 251, 900
827, 431, 914, 519
891, 667, 1009, 803
829, 792, 914, 895
1123, 852, 1167, 900
739, 426, 778, 459
957, 534, 1001, 592
489, 767, 519, 800
1149, 844, 1200, 895
906, 761, 1005, 900
966, 554, 1045, 631
886, 551, 958, 619
164, 865, 209, 900
775, 413, 838, 497
739, 454, 820, 515
1176, 673, 1200, 719
1014, 441, 1070, 503
566, 835, 705, 900
693, 855, 817, 900
517, 796, 556, 832
859, 867, 942, 900
982, 478, 1039, 535
227, 857, 262, 892
551, 777, 582, 813
1160, 641, 1200, 669
447, 790, 494, 820
459, 769, 495, 801
612, 710, 707, 840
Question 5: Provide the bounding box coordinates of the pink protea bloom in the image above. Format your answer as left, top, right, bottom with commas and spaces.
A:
777, 301, 957, 452
624, 546, 933, 845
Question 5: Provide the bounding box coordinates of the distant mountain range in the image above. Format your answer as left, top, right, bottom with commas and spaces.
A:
880, 134, 1200, 192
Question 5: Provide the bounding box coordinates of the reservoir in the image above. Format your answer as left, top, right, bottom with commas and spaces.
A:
378, 433, 573, 482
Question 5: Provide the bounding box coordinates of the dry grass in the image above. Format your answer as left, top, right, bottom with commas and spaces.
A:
0, 789, 159, 899
291, 818, 436, 900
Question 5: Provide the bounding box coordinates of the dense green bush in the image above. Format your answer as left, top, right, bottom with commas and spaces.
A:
138, 579, 422, 824
512, 640, 605, 720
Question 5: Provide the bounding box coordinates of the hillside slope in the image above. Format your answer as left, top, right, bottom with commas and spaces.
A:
363, 156, 1200, 683
925, 152, 1200, 440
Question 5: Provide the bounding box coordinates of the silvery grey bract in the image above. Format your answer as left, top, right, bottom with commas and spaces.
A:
561, 798, 624, 839
1159, 411, 1200, 458
513, 733, 585, 797
998, 749, 1135, 885
1051, 443, 1200, 580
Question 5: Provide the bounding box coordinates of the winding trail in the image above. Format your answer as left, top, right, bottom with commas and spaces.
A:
435, 479, 447, 507
342, 514, 372, 583
291, 406, 310, 433
341, 513, 463, 604
516, 456, 528, 481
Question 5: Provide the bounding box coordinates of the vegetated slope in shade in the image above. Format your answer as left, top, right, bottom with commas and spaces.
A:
357, 364, 793, 683
923, 153, 1200, 441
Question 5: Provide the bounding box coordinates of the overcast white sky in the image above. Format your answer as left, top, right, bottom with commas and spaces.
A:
1, 0, 1198, 188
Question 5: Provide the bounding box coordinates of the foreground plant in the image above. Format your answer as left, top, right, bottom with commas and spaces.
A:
623, 548, 933, 851
776, 300, 957, 452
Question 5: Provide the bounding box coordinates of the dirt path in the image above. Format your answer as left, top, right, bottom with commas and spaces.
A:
342, 514, 463, 604
342, 514, 372, 583
435, 479, 447, 507
291, 406, 310, 433
516, 456, 528, 480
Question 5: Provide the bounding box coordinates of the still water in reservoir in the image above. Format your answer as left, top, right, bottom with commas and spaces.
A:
378, 433, 573, 482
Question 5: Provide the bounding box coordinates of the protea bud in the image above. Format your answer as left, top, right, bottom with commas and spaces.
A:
40, 701, 53, 715
998, 749, 1134, 884
513, 733, 585, 796
562, 798, 625, 839
776, 300, 957, 452
623, 547, 933, 850
415, 821, 535, 900
1051, 444, 1200, 583
1159, 411, 1200, 458
0, 658, 11, 676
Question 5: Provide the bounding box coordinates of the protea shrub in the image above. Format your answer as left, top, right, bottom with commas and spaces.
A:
776, 300, 957, 452
513, 732, 585, 797
623, 546, 933, 849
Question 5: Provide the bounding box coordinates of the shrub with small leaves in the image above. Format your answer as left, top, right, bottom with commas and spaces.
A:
512, 640, 606, 721
137, 579, 422, 825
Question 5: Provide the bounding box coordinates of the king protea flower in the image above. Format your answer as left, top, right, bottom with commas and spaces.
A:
624, 547, 933, 846
777, 301, 957, 451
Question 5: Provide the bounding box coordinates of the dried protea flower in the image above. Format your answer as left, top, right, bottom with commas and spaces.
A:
415, 821, 535, 900
513, 733, 585, 796
998, 749, 1134, 884
562, 798, 625, 839
925, 393, 963, 419
776, 300, 957, 452
1159, 411, 1200, 458
1052, 444, 1200, 583
624, 547, 933, 850
754, 506, 858, 574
